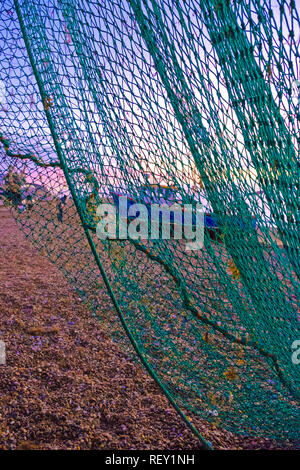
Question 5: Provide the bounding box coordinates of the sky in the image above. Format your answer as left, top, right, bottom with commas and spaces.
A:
0, 0, 299, 218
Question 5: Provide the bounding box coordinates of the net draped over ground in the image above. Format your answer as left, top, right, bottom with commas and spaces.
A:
0, 0, 299, 444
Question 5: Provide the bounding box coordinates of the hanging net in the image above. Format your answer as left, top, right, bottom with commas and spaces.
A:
0, 0, 299, 448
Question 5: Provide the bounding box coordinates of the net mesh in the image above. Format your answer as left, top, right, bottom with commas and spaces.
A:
0, 0, 299, 446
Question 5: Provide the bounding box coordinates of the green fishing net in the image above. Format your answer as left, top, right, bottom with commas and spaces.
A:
0, 0, 299, 447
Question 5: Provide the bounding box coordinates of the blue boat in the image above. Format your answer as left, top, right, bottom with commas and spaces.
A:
111, 188, 256, 241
